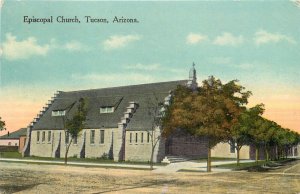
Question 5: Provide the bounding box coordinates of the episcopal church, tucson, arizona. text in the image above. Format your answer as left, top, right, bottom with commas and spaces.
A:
22, 64, 250, 162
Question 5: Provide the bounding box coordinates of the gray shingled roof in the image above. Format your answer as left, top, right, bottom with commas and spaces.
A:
0, 128, 27, 139
33, 80, 187, 131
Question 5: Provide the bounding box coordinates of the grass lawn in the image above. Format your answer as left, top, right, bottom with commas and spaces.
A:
0, 151, 22, 158
213, 158, 295, 171
213, 161, 266, 170
192, 157, 236, 163
1, 160, 153, 170
0, 151, 167, 166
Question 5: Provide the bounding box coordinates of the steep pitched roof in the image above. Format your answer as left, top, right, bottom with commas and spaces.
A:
0, 128, 27, 139
33, 80, 187, 130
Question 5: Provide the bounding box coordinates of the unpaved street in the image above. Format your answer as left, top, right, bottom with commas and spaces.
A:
0, 160, 299, 194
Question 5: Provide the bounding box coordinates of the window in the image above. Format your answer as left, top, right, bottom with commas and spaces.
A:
42, 131, 45, 142
230, 141, 235, 153
15, 143, 17, 146
37, 131, 40, 142
147, 132, 150, 143
90, 130, 95, 144
8, 142, 11, 146
24, 138, 27, 146
52, 110, 66, 117
48, 131, 51, 142
129, 133, 132, 143
141, 133, 144, 143
135, 133, 138, 143
100, 107, 114, 114
65, 132, 69, 144
100, 130, 105, 144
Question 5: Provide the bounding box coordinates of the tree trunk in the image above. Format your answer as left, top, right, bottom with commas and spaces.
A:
207, 147, 212, 172
255, 146, 259, 163
265, 146, 269, 161
64, 138, 73, 165
236, 147, 241, 166
150, 147, 155, 170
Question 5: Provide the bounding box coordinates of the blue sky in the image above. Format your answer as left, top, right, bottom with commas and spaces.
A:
0, 0, 300, 133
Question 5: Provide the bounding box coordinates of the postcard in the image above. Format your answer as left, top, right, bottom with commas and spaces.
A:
0, 1, 299, 193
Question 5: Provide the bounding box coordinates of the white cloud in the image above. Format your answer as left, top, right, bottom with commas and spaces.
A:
291, 0, 300, 8
50, 39, 87, 52
1, 33, 87, 60
254, 30, 296, 45
213, 32, 244, 46
63, 41, 85, 52
0, 0, 4, 9
124, 63, 160, 70
2, 33, 50, 60
186, 33, 208, 45
103, 35, 141, 50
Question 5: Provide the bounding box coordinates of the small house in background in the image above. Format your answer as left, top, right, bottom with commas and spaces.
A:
0, 128, 27, 153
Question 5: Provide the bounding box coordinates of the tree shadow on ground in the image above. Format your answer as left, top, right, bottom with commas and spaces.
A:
0, 183, 41, 194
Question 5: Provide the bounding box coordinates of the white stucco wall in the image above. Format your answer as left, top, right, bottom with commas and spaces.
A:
30, 130, 60, 157
84, 128, 114, 158
60, 130, 84, 158
0, 139, 19, 146
211, 142, 250, 159
30, 128, 115, 159
125, 127, 165, 162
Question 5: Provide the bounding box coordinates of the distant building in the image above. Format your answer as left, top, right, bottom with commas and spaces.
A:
0, 128, 27, 152
211, 143, 250, 160
23, 65, 251, 162
289, 144, 299, 158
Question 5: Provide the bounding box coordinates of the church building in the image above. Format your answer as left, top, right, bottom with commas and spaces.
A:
23, 64, 250, 162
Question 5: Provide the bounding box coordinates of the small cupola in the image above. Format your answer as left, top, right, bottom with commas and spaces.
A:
187, 62, 198, 91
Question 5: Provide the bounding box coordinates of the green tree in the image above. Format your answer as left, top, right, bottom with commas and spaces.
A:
261, 120, 279, 161
0, 117, 5, 131
229, 103, 266, 165
64, 98, 88, 164
163, 76, 251, 172
278, 129, 299, 159
240, 104, 266, 163
273, 127, 287, 159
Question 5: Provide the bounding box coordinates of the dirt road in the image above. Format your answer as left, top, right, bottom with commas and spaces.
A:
0, 160, 299, 194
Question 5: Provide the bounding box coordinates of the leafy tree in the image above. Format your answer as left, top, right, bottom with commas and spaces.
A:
277, 129, 299, 159
260, 120, 279, 161
163, 76, 251, 172
240, 104, 266, 163
0, 117, 5, 131
273, 127, 287, 159
250, 118, 280, 162
162, 85, 194, 137
229, 104, 264, 165
63, 98, 88, 164
236, 105, 298, 162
